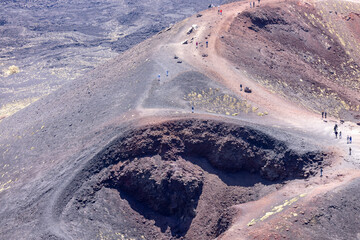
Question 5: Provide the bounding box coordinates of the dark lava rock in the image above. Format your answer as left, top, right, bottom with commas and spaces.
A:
105, 156, 203, 218
244, 87, 252, 93
243, 7, 288, 30
99, 119, 325, 182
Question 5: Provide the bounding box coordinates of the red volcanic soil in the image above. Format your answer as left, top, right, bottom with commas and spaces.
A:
346, 12, 360, 39
0, 0, 359, 240
219, 1, 360, 120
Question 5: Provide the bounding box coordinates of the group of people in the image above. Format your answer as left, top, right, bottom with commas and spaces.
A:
157, 70, 169, 82
333, 123, 354, 156
195, 40, 209, 49
321, 111, 327, 119
217, 6, 223, 15
347, 135, 353, 156
250, 0, 260, 8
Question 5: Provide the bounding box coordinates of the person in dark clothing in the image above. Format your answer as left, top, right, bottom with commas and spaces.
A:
350, 136, 352, 144
349, 147, 352, 155
335, 131, 338, 139
322, 112, 324, 118
206, 41, 208, 48
240, 84, 243, 91
192, 106, 194, 113
320, 167, 323, 177
339, 131, 342, 139
325, 112, 327, 118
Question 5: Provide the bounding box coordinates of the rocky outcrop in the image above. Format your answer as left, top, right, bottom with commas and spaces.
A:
104, 156, 203, 219
105, 119, 324, 182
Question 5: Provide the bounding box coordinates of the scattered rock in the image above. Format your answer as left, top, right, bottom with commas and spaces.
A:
244, 87, 252, 93
197, 14, 202, 18
182, 39, 188, 44
177, 61, 183, 63
187, 27, 194, 35
106, 157, 204, 218
202, 54, 208, 58
187, 24, 198, 35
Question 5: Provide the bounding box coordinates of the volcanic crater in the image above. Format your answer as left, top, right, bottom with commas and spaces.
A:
59, 119, 326, 239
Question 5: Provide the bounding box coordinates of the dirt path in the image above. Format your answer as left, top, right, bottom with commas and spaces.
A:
162, 0, 360, 238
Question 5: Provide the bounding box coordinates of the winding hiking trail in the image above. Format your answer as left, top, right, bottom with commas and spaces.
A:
161, 0, 360, 238
0, 0, 359, 239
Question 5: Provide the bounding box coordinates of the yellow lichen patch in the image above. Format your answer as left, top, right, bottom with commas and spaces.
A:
0, 97, 40, 121
247, 218, 257, 227
247, 194, 307, 227
184, 88, 260, 116
98, 230, 137, 240
2, 65, 20, 77
0, 179, 12, 193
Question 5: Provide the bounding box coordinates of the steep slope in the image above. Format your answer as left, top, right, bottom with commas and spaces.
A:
220, 0, 360, 120
0, 0, 359, 239
0, 0, 234, 120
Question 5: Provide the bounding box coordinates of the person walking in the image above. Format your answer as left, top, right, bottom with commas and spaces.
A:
240, 84, 243, 91
347, 136, 350, 144
158, 74, 161, 81
350, 136, 352, 144
322, 112, 324, 118
192, 106, 194, 113
206, 41, 208, 48
250, 2, 252, 8
349, 147, 352, 155
339, 131, 342, 139
258, 0, 260, 5
253, 1, 255, 8
320, 167, 323, 177
324, 112, 327, 118
196, 41, 198, 49
335, 131, 338, 139
166, 70, 169, 77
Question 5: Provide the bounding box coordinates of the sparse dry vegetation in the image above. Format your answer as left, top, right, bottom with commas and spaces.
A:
184, 88, 264, 116
3, 65, 20, 77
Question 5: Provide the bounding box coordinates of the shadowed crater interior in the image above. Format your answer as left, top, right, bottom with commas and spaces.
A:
60, 119, 326, 239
